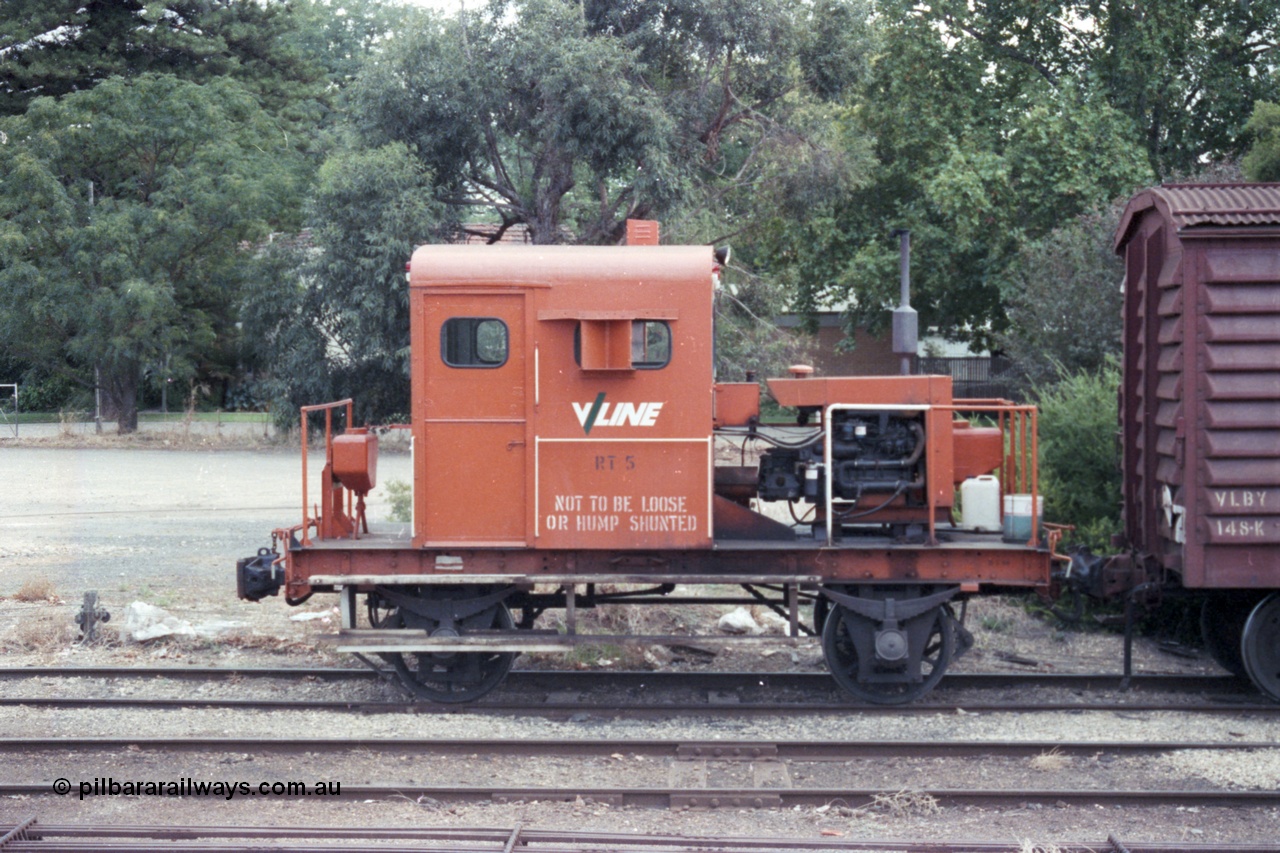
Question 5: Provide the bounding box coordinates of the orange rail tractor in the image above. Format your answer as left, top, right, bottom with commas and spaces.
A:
237, 223, 1055, 704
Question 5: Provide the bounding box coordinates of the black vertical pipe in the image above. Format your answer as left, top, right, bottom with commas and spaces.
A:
899, 230, 911, 376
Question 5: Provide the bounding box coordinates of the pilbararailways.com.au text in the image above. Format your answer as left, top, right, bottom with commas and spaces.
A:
53, 777, 341, 801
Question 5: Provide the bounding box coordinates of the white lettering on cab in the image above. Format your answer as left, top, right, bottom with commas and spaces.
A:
572, 393, 664, 434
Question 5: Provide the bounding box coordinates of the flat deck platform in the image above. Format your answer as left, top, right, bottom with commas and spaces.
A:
284, 522, 1051, 591
300, 523, 1040, 552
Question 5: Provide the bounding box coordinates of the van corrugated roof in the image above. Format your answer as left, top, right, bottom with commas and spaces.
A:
1115, 183, 1280, 251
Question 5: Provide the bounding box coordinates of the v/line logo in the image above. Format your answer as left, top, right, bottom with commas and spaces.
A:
572, 392, 664, 435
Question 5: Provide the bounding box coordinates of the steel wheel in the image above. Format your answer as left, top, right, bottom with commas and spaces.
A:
390, 602, 515, 703
822, 602, 954, 705
376, 584, 517, 701
1241, 593, 1280, 702
1200, 594, 1255, 678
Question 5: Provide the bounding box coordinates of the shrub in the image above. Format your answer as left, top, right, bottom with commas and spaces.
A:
384, 479, 412, 523
13, 577, 57, 602
1034, 361, 1122, 552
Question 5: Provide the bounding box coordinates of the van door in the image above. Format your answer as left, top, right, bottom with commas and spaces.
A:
417, 293, 527, 545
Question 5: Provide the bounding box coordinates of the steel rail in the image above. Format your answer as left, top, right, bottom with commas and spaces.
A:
0, 694, 1274, 715
2, 735, 1274, 760
4, 820, 1278, 853
5, 781, 1278, 809
0, 666, 1252, 695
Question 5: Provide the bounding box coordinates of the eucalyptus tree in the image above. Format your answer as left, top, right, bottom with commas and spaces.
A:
289, 0, 873, 402
349, 0, 678, 245
240, 141, 446, 424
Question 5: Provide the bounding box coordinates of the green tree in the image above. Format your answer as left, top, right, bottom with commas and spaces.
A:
1035, 361, 1123, 551
713, 265, 814, 384
0, 1, 324, 119
351, 0, 678, 245
578, 0, 875, 245
911, 0, 1280, 178
0, 74, 305, 432
287, 0, 420, 91
347, 0, 873, 247
1090, 0, 1280, 177
999, 158, 1246, 393
997, 201, 1126, 387
760, 10, 1151, 350
1243, 101, 1280, 182
241, 142, 445, 424
765, 0, 1277, 355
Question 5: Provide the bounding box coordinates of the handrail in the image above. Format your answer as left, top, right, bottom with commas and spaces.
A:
299, 399, 353, 546
939, 403, 1039, 546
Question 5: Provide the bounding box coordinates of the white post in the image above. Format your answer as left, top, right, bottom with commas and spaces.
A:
94, 365, 102, 434
0, 384, 16, 438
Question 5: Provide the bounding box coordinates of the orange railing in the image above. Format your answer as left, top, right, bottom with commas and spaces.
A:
948, 400, 1039, 546
299, 399, 353, 546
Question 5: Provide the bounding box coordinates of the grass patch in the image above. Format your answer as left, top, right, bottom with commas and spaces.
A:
134, 585, 174, 609
979, 614, 1016, 633
8, 410, 270, 425
1028, 747, 1069, 772
1, 610, 72, 652
2, 412, 72, 425
140, 411, 271, 423
13, 577, 58, 603
564, 642, 628, 668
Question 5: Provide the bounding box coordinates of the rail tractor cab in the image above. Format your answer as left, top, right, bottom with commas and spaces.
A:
407, 237, 715, 552
238, 222, 1054, 705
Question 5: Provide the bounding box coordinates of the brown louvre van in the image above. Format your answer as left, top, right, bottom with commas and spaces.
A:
1114, 183, 1280, 589
1114, 184, 1280, 698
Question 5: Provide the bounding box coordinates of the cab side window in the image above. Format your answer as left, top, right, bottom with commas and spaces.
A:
631, 320, 671, 368
441, 318, 508, 368
573, 320, 671, 370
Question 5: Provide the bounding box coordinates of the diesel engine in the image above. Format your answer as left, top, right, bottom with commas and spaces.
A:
757, 411, 925, 505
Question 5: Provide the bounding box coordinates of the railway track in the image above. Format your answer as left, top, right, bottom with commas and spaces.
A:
3, 734, 1275, 761
1, 667, 1267, 715
9, 673, 1276, 842
11, 734, 1278, 811
4, 818, 1274, 853
5, 694, 1274, 715
0, 666, 1250, 696
6, 778, 1277, 810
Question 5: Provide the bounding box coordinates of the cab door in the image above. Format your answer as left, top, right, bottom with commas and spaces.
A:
416, 293, 527, 545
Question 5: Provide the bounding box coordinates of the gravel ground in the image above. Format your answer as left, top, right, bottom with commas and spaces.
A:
0, 443, 411, 601
3, 441, 1280, 846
